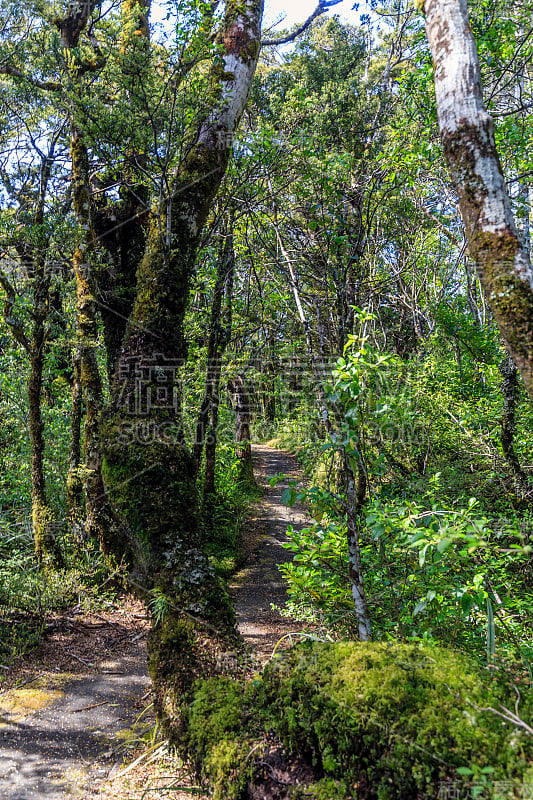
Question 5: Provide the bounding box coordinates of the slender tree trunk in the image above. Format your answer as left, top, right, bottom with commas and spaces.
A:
14, 146, 59, 564
194, 217, 235, 489
4, 248, 59, 565
499, 353, 530, 498
205, 229, 235, 496
29, 277, 57, 564
228, 375, 256, 488
424, 0, 533, 400
343, 450, 372, 640
203, 392, 221, 496
67, 348, 84, 533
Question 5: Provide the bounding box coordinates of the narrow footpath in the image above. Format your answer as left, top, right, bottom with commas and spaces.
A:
0, 601, 152, 799
0, 445, 308, 798
231, 445, 310, 663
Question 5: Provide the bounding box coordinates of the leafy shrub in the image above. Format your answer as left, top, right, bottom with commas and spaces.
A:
279, 482, 533, 670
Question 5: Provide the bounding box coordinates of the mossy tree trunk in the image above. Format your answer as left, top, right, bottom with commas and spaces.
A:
69, 122, 109, 541
425, 0, 533, 401
99, 0, 264, 736
59, 2, 133, 561
3, 139, 62, 565
28, 257, 56, 565
67, 348, 84, 533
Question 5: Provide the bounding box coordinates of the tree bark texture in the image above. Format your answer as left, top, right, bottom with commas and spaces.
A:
424, 0, 533, 400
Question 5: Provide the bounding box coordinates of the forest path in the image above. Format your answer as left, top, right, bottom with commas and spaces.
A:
0, 445, 307, 799
0, 599, 153, 799
231, 444, 310, 664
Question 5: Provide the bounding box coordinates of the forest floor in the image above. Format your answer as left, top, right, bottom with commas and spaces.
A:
0, 445, 308, 800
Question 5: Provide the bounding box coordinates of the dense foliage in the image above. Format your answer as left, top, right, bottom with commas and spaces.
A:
0, 0, 532, 793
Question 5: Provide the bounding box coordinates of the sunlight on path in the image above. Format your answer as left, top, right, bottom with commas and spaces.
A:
231, 445, 311, 664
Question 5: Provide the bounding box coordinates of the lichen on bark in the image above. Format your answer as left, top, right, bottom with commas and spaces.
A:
425, 0, 533, 400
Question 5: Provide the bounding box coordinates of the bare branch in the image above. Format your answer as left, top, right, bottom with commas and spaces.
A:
262, 0, 342, 47
0, 64, 61, 92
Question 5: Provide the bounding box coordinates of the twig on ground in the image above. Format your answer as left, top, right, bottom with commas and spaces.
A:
68, 652, 94, 667
69, 700, 108, 713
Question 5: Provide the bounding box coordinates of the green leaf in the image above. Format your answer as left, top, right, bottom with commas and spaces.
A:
437, 537, 453, 553
486, 597, 495, 663
282, 488, 296, 507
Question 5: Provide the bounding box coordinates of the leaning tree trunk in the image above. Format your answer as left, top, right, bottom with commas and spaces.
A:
99, 0, 264, 739
424, 0, 533, 401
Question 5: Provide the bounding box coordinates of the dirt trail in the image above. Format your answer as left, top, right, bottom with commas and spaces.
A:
0, 600, 152, 799
231, 444, 310, 663
0, 445, 307, 798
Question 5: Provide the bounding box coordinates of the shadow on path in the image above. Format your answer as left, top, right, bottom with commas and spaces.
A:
0, 603, 151, 799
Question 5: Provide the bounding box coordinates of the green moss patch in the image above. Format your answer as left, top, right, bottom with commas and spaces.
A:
258, 641, 533, 799
0, 685, 63, 725
181, 676, 256, 800
178, 641, 532, 799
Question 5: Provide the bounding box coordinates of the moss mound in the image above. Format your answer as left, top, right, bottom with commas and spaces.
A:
179, 641, 533, 798
258, 641, 533, 799
182, 676, 255, 800
182, 641, 533, 799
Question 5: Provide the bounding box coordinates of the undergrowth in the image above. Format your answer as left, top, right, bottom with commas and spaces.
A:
0, 508, 116, 665
182, 640, 533, 800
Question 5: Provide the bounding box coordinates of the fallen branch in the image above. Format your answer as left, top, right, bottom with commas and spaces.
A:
67, 652, 94, 667
69, 700, 108, 713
